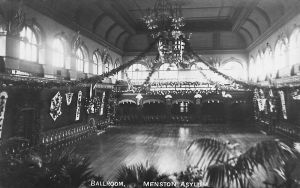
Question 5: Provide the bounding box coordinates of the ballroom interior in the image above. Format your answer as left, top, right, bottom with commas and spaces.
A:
0, 0, 300, 188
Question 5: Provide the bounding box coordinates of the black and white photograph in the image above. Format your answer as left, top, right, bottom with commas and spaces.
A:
0, 0, 300, 187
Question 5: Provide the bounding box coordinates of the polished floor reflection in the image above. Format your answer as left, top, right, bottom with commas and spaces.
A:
74, 124, 274, 180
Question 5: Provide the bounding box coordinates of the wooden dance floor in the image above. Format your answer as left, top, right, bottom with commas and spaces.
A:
74, 124, 274, 180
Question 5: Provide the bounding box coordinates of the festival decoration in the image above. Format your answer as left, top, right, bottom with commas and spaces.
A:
65, 92, 73, 106
0, 91, 8, 139
257, 98, 267, 111
100, 91, 106, 116
49, 92, 63, 121
142, 0, 191, 66
269, 100, 276, 113
75, 91, 82, 121
253, 88, 259, 119
291, 89, 300, 100
194, 93, 202, 105
136, 93, 143, 106
221, 91, 232, 98
278, 90, 287, 119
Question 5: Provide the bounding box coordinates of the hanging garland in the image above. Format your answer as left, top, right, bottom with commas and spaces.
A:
49, 92, 63, 121
0, 91, 8, 139
75, 91, 82, 121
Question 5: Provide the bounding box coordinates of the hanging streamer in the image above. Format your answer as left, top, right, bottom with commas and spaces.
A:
278, 90, 287, 119
0, 91, 8, 139
75, 91, 82, 121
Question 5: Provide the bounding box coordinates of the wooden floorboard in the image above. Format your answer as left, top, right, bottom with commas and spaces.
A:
74, 123, 275, 180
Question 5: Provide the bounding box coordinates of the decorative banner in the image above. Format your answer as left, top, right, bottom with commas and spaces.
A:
75, 91, 82, 121
65, 92, 74, 106
269, 100, 276, 113
100, 91, 106, 116
49, 92, 63, 121
291, 89, 300, 100
221, 91, 232, 98
253, 88, 259, 119
0, 91, 8, 139
278, 90, 287, 119
269, 89, 274, 97
135, 93, 143, 106
257, 99, 266, 111
86, 98, 95, 114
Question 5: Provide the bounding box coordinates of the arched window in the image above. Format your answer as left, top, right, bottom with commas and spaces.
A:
274, 37, 288, 74
289, 27, 300, 67
255, 52, 264, 81
20, 26, 39, 62
115, 58, 121, 80
92, 51, 101, 75
104, 55, 113, 73
52, 38, 65, 67
219, 60, 245, 80
159, 63, 178, 81
263, 46, 273, 78
76, 46, 89, 73
248, 57, 256, 81
127, 63, 148, 82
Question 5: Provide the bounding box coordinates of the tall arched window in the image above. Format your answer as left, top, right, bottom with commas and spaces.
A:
263, 46, 273, 78
52, 38, 65, 67
289, 27, 300, 67
76, 46, 89, 73
127, 63, 148, 83
104, 55, 113, 73
255, 52, 264, 81
274, 37, 288, 75
219, 60, 245, 80
248, 57, 256, 81
92, 51, 101, 75
159, 63, 178, 81
115, 58, 121, 80
20, 26, 38, 62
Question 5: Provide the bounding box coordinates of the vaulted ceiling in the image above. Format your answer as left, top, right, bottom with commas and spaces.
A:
28, 0, 300, 54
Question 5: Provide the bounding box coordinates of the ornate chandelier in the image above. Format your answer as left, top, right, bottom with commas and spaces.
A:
142, 0, 191, 66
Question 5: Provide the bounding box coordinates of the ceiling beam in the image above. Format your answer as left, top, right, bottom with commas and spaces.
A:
92, 13, 108, 33
135, 19, 233, 33
240, 27, 254, 42
246, 18, 261, 35
115, 31, 128, 46
231, 0, 260, 32
255, 7, 271, 27
105, 23, 118, 41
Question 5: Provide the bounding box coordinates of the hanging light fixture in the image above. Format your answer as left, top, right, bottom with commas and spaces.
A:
142, 0, 191, 67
